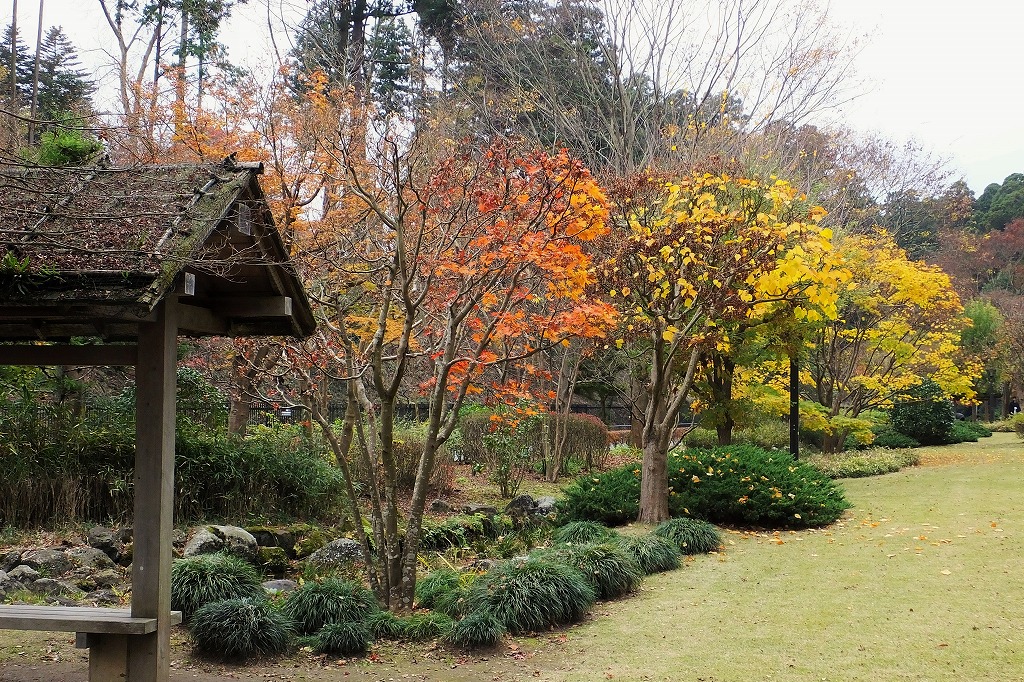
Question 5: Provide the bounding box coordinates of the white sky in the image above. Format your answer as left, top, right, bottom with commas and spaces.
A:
4, 0, 1022, 194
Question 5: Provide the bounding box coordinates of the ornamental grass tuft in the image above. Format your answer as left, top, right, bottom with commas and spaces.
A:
653, 518, 722, 555
538, 542, 642, 600
170, 553, 265, 622
189, 597, 292, 661
313, 620, 372, 656
614, 534, 681, 574
281, 578, 380, 635
468, 557, 596, 634
415, 568, 479, 618
552, 520, 618, 545
445, 609, 507, 649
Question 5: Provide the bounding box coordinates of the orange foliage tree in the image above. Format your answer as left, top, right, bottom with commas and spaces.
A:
251, 133, 615, 609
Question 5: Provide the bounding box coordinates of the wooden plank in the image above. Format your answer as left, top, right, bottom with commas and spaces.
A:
177, 303, 229, 336
1, 344, 138, 366
0, 606, 182, 635
212, 296, 292, 318
129, 298, 178, 682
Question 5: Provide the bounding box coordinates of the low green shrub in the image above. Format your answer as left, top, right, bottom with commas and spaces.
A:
314, 620, 372, 656
445, 609, 506, 649
557, 467, 640, 526
1013, 414, 1024, 439
985, 419, 1013, 433
467, 557, 596, 634
170, 553, 264, 622
807, 448, 919, 479
539, 542, 642, 600
190, 597, 292, 660
945, 421, 981, 444
559, 445, 850, 529
870, 427, 920, 449
681, 427, 719, 449
736, 421, 791, 450
281, 578, 380, 635
552, 521, 618, 545
653, 518, 721, 554
367, 610, 405, 639
614, 534, 681, 574
420, 513, 514, 552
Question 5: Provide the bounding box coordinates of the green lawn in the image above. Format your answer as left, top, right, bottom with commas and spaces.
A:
531, 433, 1024, 681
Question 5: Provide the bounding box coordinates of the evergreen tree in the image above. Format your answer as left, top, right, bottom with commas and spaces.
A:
0, 23, 34, 106
368, 17, 413, 117
35, 26, 94, 120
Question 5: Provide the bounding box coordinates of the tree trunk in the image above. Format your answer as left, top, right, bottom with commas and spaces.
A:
638, 435, 669, 523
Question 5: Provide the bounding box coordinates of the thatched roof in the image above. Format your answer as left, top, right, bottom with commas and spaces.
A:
0, 158, 316, 341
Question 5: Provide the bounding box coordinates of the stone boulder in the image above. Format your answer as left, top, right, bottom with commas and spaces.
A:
67, 546, 117, 571
7, 565, 40, 583
462, 503, 499, 517
430, 499, 452, 513
306, 538, 363, 569
19, 549, 75, 576
28, 578, 85, 600
0, 550, 21, 572
87, 526, 119, 559
182, 525, 259, 562
262, 579, 298, 595
534, 496, 558, 516
504, 494, 535, 517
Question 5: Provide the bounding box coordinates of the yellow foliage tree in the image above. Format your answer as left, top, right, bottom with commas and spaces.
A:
795, 231, 980, 451
604, 172, 843, 522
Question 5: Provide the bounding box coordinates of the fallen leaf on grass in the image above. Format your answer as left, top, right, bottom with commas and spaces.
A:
940, 570, 951, 575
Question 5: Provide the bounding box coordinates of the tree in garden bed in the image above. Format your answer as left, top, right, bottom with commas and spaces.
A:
601, 172, 843, 522
245, 132, 616, 611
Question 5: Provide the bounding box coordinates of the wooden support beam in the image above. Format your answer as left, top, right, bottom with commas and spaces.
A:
212, 296, 292, 318
1, 345, 138, 366
177, 303, 228, 336
129, 299, 178, 682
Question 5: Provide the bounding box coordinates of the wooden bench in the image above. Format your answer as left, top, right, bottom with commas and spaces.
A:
0, 605, 182, 680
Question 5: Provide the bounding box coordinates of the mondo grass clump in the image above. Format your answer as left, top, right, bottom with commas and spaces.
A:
396, 612, 456, 641
539, 542, 642, 600
415, 569, 479, 618
445, 609, 507, 649
653, 518, 722, 555
552, 520, 618, 545
615, 534, 681, 574
314, 620, 372, 656
468, 557, 596, 634
190, 597, 292, 661
170, 553, 265, 622
281, 578, 380, 635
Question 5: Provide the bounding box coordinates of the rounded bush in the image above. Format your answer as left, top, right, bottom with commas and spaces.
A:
890, 380, 955, 445
170, 553, 264, 622
653, 518, 721, 555
445, 609, 507, 649
281, 578, 380, 635
553, 520, 618, 545
871, 427, 920, 449
557, 467, 641, 526
190, 597, 291, 661
367, 610, 404, 639
542, 542, 642, 600
615, 534, 681, 574
314, 620, 372, 656
467, 558, 596, 634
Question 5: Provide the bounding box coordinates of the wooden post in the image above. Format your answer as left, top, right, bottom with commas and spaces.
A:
128, 299, 178, 682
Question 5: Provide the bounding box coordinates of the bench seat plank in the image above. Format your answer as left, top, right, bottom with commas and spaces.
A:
0, 606, 182, 635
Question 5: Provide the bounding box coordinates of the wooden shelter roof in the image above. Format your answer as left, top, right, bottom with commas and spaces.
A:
0, 158, 315, 341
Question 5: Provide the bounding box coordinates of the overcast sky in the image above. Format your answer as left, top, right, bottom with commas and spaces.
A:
5, 0, 1022, 194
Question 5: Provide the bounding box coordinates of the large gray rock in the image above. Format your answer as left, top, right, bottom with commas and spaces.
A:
0, 550, 20, 572
534, 496, 558, 516
87, 526, 118, 558
505, 494, 535, 516
20, 549, 74, 576
462, 504, 499, 517
306, 538, 363, 568
7, 565, 40, 583
182, 527, 223, 557
430, 499, 452, 513
67, 546, 117, 571
28, 578, 85, 600
262, 579, 298, 595
91, 569, 123, 589
0, 569, 9, 589
182, 525, 259, 562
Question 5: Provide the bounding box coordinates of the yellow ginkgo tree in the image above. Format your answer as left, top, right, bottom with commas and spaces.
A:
603, 172, 842, 522
799, 231, 980, 452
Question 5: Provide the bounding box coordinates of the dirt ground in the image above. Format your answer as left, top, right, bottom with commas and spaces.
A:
0, 622, 577, 682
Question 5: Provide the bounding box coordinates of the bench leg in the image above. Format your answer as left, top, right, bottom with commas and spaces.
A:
83, 633, 128, 681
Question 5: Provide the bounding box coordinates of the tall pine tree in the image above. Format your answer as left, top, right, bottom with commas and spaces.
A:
35, 26, 94, 120
1, 23, 34, 107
